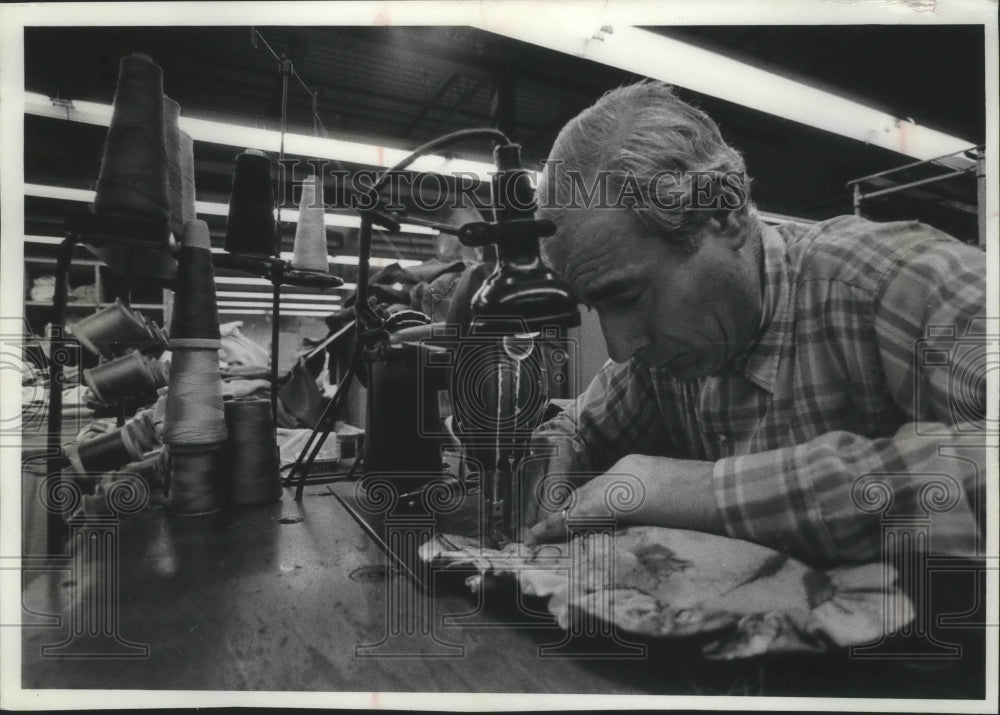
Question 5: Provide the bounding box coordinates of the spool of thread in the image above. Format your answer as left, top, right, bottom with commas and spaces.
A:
179, 130, 196, 227
139, 314, 169, 353
118, 403, 162, 460
225, 149, 276, 256
64, 430, 134, 475
223, 398, 281, 506
291, 172, 329, 272
67, 299, 156, 358
162, 349, 227, 445
64, 401, 163, 477
164, 96, 185, 240
168, 221, 221, 341
166, 445, 223, 516
113, 448, 168, 500
163, 219, 226, 446
94, 53, 170, 225
83, 350, 168, 404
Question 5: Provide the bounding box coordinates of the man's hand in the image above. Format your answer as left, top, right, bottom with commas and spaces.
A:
516, 435, 578, 541
525, 454, 725, 544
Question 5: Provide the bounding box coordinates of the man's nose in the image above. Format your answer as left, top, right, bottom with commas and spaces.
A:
598, 311, 647, 363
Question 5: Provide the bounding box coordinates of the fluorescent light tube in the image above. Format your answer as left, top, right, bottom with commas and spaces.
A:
216, 291, 342, 301
24, 183, 439, 235
218, 300, 340, 311
25, 93, 498, 181
474, 23, 976, 163
218, 308, 332, 317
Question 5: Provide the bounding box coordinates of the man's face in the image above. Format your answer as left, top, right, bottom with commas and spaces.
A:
554, 208, 760, 380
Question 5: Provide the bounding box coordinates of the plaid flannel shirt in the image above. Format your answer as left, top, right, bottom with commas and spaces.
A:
537, 216, 987, 562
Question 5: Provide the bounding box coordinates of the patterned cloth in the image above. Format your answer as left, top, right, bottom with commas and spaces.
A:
536, 216, 987, 562
420, 527, 914, 659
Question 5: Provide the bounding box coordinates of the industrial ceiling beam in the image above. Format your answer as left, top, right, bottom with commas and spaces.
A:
400, 72, 459, 138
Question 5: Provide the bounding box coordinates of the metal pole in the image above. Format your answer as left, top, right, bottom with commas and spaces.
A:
976, 149, 986, 248
270, 58, 292, 425
270, 261, 282, 424
46, 235, 77, 554
855, 168, 972, 202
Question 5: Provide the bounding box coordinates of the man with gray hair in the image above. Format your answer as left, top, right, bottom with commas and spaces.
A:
524, 81, 985, 564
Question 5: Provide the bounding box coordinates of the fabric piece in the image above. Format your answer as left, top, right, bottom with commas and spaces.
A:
69, 284, 99, 303
221, 377, 270, 399
276, 356, 324, 428
30, 275, 56, 302
276, 427, 340, 469
218, 321, 269, 369
535, 216, 986, 563
420, 526, 914, 660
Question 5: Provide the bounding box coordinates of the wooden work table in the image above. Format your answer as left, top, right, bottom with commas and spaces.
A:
20, 482, 987, 698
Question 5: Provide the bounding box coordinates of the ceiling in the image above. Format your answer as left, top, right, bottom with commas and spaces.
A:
23, 23, 987, 268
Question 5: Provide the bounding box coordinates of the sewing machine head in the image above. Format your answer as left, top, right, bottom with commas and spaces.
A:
450, 143, 580, 546
361, 143, 579, 547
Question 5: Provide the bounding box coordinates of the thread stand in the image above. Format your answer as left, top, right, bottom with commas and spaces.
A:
284, 128, 514, 508
65, 208, 177, 287
285, 211, 389, 501
45, 210, 171, 554
212, 253, 343, 424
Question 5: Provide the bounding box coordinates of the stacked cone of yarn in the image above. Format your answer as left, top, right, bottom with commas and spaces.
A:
162, 219, 228, 515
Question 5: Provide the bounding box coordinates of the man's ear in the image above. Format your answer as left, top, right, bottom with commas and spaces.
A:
712, 209, 749, 250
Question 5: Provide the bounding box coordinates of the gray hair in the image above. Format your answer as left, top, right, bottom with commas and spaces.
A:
538, 81, 755, 267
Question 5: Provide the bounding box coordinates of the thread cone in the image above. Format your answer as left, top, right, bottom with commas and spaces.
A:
291, 172, 329, 272
179, 130, 196, 227
225, 149, 276, 255
169, 220, 220, 340
223, 399, 281, 506
94, 53, 169, 223
163, 348, 227, 446
164, 96, 185, 239
167, 445, 224, 516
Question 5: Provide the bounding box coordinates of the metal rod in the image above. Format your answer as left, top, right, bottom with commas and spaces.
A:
270, 262, 283, 425
270, 55, 292, 425
355, 214, 375, 326
277, 59, 290, 258
292, 358, 356, 500
286, 338, 358, 487
853, 184, 863, 217
856, 168, 972, 201
846, 145, 981, 186
294, 424, 330, 500
344, 442, 364, 482
304, 320, 355, 361
289, 212, 378, 499
976, 152, 986, 248
46, 235, 77, 555
285, 362, 341, 486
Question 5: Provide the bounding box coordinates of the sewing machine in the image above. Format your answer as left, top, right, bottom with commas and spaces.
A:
361, 143, 579, 547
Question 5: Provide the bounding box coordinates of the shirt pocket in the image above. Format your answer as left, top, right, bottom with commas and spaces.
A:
702, 376, 776, 458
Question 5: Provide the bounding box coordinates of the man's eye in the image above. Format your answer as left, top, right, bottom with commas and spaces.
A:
608, 290, 642, 308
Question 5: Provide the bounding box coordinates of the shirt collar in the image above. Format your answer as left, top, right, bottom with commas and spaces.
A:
731, 223, 790, 393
